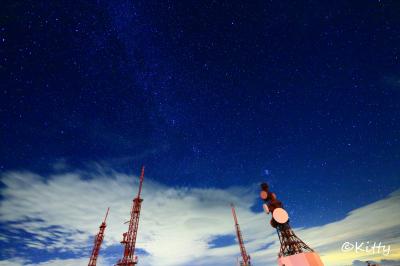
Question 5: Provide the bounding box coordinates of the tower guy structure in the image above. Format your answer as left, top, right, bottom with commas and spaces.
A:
88, 207, 110, 266
231, 203, 251, 266
260, 182, 324, 266
116, 166, 145, 266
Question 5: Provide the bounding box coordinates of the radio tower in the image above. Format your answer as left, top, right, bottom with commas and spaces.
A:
259, 182, 324, 266
231, 204, 251, 266
88, 207, 110, 266
116, 166, 145, 266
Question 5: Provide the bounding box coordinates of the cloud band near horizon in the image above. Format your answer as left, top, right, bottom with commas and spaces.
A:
0, 166, 399, 266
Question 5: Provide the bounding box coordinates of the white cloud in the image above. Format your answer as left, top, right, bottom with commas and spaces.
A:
0, 168, 259, 266
0, 167, 399, 266
0, 257, 108, 266
0, 258, 26, 266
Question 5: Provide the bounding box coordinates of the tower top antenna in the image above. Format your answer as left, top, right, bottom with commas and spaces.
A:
103, 207, 110, 224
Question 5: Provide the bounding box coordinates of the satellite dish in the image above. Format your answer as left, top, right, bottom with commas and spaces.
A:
260, 191, 268, 200
263, 203, 270, 214
272, 208, 289, 224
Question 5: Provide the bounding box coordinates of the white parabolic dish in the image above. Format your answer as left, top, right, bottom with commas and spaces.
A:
272, 207, 289, 224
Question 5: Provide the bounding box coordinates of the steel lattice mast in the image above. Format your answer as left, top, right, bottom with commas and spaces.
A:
259, 182, 324, 266
259, 183, 314, 257
116, 166, 145, 266
231, 204, 251, 266
88, 207, 110, 266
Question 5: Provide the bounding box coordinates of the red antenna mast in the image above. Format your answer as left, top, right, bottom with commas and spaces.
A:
116, 166, 145, 266
88, 207, 110, 266
231, 203, 251, 266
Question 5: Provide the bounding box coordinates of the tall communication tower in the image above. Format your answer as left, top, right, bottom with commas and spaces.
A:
116, 166, 145, 266
259, 182, 324, 266
88, 207, 110, 266
231, 203, 251, 266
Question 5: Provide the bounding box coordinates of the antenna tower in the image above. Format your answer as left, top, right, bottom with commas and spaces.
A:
116, 166, 145, 266
231, 203, 251, 266
259, 182, 324, 266
88, 207, 110, 266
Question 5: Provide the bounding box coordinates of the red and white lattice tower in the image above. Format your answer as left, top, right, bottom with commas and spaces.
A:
88, 207, 110, 266
116, 166, 145, 266
231, 203, 251, 266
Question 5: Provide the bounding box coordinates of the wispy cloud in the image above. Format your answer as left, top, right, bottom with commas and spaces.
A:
0, 257, 108, 266
0, 167, 399, 266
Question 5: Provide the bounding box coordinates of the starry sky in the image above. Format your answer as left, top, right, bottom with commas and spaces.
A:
1, 1, 400, 265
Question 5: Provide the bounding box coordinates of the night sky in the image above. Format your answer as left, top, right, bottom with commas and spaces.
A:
1, 1, 400, 264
